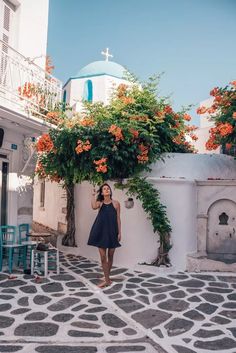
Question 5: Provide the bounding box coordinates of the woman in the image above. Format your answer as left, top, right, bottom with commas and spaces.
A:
87, 183, 121, 288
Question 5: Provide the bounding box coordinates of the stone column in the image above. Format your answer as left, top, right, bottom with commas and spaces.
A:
197, 214, 208, 255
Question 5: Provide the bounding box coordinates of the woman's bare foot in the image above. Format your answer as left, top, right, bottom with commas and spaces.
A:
8, 275, 17, 280
97, 279, 112, 288
35, 276, 42, 283
100, 276, 114, 281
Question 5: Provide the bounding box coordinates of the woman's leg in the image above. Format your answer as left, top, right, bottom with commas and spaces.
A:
101, 248, 115, 281
98, 248, 111, 287
108, 248, 115, 277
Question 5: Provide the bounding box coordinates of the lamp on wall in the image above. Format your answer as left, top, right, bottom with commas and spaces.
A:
124, 197, 134, 209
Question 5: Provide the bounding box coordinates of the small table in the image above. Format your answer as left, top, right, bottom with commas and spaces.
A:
28, 232, 60, 277
31, 247, 60, 277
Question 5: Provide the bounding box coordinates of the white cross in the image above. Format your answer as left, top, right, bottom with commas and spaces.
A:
101, 48, 113, 61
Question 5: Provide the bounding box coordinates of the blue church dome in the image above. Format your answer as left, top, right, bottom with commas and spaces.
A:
75, 61, 127, 79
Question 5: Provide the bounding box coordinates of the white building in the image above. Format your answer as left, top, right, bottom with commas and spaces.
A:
0, 0, 62, 227
63, 49, 130, 112
194, 98, 220, 154
194, 96, 236, 157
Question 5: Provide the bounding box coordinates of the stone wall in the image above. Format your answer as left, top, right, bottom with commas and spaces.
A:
32, 221, 61, 247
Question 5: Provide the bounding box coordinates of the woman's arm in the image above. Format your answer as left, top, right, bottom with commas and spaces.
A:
91, 189, 101, 210
116, 201, 121, 242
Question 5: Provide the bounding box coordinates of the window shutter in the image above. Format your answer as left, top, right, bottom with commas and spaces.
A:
3, 4, 10, 31
0, 1, 16, 45
0, 1, 16, 85
2, 33, 8, 48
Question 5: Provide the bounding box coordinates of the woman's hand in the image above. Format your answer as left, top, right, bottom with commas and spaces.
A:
118, 233, 121, 242
91, 188, 101, 209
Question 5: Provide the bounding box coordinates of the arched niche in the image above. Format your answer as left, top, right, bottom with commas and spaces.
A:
207, 199, 236, 258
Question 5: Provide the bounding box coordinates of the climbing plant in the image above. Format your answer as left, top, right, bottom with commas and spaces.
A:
35, 77, 197, 264
115, 176, 172, 266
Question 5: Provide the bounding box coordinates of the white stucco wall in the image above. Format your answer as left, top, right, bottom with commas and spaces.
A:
74, 181, 157, 266
0, 126, 34, 226
65, 75, 130, 111
0, 0, 50, 227
74, 178, 197, 271
148, 153, 236, 180
33, 178, 66, 231
194, 127, 220, 154
104, 76, 130, 104
17, 0, 49, 69
1, 0, 49, 70
199, 98, 214, 129
193, 97, 220, 154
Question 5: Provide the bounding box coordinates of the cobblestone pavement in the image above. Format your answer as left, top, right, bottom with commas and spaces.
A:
0, 253, 236, 353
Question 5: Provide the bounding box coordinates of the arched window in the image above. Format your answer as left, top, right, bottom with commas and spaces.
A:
62, 90, 67, 111
63, 90, 67, 103
83, 80, 93, 102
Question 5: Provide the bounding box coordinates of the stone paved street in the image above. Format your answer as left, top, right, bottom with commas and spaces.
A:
0, 253, 236, 353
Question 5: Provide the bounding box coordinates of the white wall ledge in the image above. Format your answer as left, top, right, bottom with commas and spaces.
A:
196, 180, 236, 186
147, 177, 195, 184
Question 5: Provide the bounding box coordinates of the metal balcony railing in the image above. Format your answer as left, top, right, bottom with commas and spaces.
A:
0, 39, 62, 120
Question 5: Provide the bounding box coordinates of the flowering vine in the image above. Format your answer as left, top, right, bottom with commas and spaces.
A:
197, 80, 236, 154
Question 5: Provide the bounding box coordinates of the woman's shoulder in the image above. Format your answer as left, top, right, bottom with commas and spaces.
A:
112, 199, 120, 208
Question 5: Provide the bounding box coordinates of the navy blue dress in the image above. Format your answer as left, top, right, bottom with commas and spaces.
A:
88, 202, 121, 249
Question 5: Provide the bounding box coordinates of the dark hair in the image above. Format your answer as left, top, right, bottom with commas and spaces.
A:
97, 183, 112, 201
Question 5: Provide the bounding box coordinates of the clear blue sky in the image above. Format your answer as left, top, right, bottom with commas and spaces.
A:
47, 0, 236, 125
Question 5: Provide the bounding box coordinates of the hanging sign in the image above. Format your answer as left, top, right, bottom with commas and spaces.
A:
11, 144, 17, 150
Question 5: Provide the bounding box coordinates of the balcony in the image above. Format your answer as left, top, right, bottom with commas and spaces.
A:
0, 40, 62, 123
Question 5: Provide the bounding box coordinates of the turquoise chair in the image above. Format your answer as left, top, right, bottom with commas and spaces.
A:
18, 223, 36, 269
0, 225, 25, 273
18, 224, 30, 241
